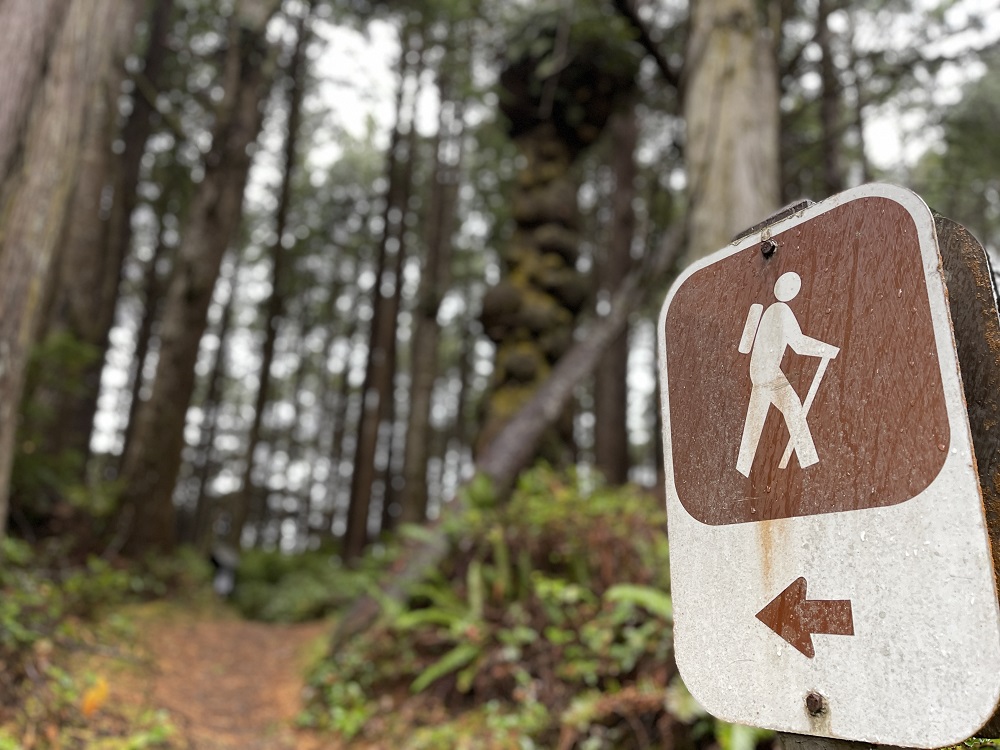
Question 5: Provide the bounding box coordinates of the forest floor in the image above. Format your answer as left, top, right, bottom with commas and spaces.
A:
85, 600, 338, 750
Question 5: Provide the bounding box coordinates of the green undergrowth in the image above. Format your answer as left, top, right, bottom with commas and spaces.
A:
0, 540, 208, 748
233, 544, 393, 623
302, 467, 776, 749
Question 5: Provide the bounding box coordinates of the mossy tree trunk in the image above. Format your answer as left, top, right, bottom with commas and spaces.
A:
0, 0, 134, 537
478, 13, 640, 462
479, 122, 583, 460
25, 0, 169, 487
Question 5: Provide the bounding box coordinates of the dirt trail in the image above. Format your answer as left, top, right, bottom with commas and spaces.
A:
134, 612, 330, 749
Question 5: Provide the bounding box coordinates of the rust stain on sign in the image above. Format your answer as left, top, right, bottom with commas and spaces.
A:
663, 197, 949, 525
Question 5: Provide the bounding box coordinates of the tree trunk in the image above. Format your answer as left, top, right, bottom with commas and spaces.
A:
324, 312, 360, 540
188, 261, 239, 550
683, 0, 781, 262
593, 104, 638, 485
120, 200, 173, 464
257, 320, 312, 548
817, 0, 843, 196
478, 19, 637, 460
31, 0, 167, 472
344, 34, 422, 561
477, 121, 583, 459
117, 0, 281, 555
0, 0, 129, 535
399, 89, 464, 525
228, 6, 311, 547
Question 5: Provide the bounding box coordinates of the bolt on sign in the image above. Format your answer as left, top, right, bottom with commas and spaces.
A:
658, 183, 1000, 748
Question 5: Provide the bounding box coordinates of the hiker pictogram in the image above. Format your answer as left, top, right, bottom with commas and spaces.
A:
736, 272, 839, 477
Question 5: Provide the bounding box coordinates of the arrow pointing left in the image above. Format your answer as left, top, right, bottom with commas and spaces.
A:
756, 577, 854, 658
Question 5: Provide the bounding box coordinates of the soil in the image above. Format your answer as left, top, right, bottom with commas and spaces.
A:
113, 604, 334, 750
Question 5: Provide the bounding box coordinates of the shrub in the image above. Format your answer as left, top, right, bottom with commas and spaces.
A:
301, 467, 744, 748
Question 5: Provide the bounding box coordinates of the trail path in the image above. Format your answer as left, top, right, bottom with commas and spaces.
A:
131, 610, 330, 749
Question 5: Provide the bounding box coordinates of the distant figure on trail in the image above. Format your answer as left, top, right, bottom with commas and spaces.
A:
210, 542, 240, 598
735, 271, 839, 477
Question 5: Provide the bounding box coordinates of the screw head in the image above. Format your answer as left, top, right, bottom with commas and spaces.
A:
761, 238, 778, 258
805, 692, 826, 716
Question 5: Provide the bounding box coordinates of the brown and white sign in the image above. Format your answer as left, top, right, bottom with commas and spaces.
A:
658, 184, 1000, 748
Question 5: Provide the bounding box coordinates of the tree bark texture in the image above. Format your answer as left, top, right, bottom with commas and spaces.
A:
36, 0, 173, 480
477, 18, 638, 460
477, 226, 683, 494
477, 121, 584, 460
0, 0, 131, 535
593, 105, 638, 485
683, 0, 781, 263
118, 0, 281, 555
30, 0, 164, 473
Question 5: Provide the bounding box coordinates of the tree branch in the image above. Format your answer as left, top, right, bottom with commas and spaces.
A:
610, 0, 681, 90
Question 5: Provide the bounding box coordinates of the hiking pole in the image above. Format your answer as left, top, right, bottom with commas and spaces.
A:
778, 355, 832, 470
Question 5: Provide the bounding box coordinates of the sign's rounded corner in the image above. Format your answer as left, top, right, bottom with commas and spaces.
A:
951, 680, 1000, 750
847, 182, 938, 238
670, 653, 739, 728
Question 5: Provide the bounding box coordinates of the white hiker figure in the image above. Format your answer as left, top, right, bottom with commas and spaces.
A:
736, 271, 839, 477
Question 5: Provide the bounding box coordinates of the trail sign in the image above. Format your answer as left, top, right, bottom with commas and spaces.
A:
658, 184, 1000, 748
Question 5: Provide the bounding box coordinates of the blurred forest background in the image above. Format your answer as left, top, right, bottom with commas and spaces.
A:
1, 0, 999, 747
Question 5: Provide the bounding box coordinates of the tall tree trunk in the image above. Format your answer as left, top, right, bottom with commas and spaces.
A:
120, 202, 173, 464
344, 34, 421, 561
593, 104, 638, 485
228, 7, 311, 547
117, 0, 281, 555
817, 0, 843, 196
448, 319, 476, 482
300, 277, 345, 540
323, 313, 360, 541
31, 0, 168, 473
256, 320, 311, 547
399, 90, 464, 525
189, 260, 239, 550
0, 0, 130, 535
683, 0, 781, 262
